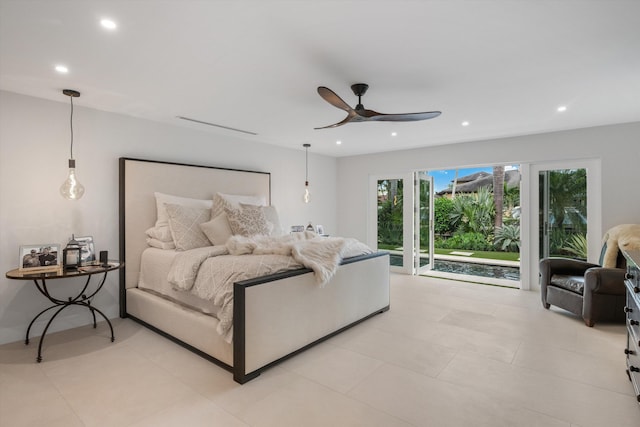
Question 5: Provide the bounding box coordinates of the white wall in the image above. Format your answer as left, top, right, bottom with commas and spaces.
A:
336, 121, 640, 282
0, 91, 337, 345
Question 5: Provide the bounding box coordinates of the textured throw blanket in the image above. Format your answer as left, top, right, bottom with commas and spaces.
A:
167, 232, 372, 342
226, 232, 372, 285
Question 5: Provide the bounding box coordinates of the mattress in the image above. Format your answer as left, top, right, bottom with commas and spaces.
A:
138, 247, 221, 317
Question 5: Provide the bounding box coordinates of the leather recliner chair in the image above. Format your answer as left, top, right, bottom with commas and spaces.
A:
539, 244, 627, 327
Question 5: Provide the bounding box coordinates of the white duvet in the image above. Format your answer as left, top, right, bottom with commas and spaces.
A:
167, 232, 373, 342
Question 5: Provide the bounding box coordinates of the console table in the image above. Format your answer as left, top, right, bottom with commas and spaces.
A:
5, 261, 123, 362
623, 249, 640, 404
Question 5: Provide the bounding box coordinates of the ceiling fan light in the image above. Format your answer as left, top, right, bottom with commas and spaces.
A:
100, 18, 117, 30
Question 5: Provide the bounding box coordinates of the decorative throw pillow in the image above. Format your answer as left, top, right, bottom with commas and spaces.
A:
238, 203, 282, 236
199, 213, 234, 246
211, 192, 267, 218
154, 192, 213, 228
225, 204, 271, 237
165, 203, 211, 251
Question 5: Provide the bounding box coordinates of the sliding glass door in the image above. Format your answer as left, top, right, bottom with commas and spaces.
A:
528, 160, 601, 289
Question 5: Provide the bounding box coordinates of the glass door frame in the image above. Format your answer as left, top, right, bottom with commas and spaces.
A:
526, 159, 602, 290
414, 171, 434, 274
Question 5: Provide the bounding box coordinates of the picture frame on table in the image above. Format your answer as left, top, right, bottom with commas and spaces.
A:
315, 225, 325, 235
75, 236, 95, 265
290, 225, 305, 233
19, 243, 61, 273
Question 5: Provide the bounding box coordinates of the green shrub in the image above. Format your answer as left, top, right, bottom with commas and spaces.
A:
439, 232, 493, 251
434, 197, 455, 235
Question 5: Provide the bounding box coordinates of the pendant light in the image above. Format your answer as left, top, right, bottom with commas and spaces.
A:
60, 89, 85, 200
303, 143, 311, 203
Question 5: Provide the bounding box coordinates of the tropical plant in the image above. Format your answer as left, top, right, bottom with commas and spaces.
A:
561, 233, 587, 259
449, 186, 495, 235
494, 224, 520, 252
377, 179, 404, 247
547, 169, 587, 234
503, 182, 520, 210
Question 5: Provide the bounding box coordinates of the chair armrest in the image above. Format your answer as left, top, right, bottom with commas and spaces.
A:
540, 257, 599, 279
584, 267, 626, 295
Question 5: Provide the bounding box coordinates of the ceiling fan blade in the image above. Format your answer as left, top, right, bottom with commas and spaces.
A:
314, 112, 357, 129
368, 111, 442, 122
317, 86, 353, 113
316, 83, 441, 129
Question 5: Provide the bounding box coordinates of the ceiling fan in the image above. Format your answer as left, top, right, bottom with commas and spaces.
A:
315, 83, 441, 129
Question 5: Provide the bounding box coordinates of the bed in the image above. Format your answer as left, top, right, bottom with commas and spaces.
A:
119, 157, 390, 383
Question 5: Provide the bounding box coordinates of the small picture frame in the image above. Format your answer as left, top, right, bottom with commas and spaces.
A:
290, 225, 305, 233
75, 236, 95, 265
316, 225, 325, 235
19, 244, 61, 273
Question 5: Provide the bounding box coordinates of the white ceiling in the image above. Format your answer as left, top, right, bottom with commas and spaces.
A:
1, 0, 639, 157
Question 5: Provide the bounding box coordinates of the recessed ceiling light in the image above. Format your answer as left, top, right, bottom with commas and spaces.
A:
391, 132, 397, 137
336, 140, 342, 145
461, 121, 470, 127
557, 105, 567, 112
55, 65, 68, 73
100, 18, 117, 30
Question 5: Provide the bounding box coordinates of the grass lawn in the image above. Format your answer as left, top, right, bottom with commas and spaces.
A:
434, 248, 520, 262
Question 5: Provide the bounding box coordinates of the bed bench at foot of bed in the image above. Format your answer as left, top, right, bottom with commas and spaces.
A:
233, 251, 390, 383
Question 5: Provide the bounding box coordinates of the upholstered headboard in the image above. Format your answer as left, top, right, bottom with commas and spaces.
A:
118, 158, 270, 314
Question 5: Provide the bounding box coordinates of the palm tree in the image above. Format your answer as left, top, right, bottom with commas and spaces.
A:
451, 169, 459, 198
493, 165, 505, 229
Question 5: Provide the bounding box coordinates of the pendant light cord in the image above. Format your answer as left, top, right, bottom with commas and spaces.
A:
69, 95, 74, 160
305, 146, 309, 183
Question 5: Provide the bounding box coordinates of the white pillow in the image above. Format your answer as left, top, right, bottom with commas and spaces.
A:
145, 225, 173, 242
154, 192, 213, 228
165, 203, 211, 251
146, 237, 176, 250
199, 213, 234, 246
211, 192, 267, 218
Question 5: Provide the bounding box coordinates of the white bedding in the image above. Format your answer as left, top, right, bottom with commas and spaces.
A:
138, 248, 221, 317
167, 233, 374, 343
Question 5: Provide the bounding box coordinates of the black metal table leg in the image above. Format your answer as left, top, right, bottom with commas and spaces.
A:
27, 270, 116, 362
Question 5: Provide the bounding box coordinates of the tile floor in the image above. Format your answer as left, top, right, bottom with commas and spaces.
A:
1, 274, 639, 426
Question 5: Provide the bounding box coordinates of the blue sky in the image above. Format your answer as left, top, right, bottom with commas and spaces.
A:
430, 167, 491, 192
428, 166, 519, 192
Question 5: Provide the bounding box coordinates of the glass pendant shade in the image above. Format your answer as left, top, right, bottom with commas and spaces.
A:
303, 143, 310, 203
60, 89, 84, 200
303, 181, 310, 204
60, 159, 85, 200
